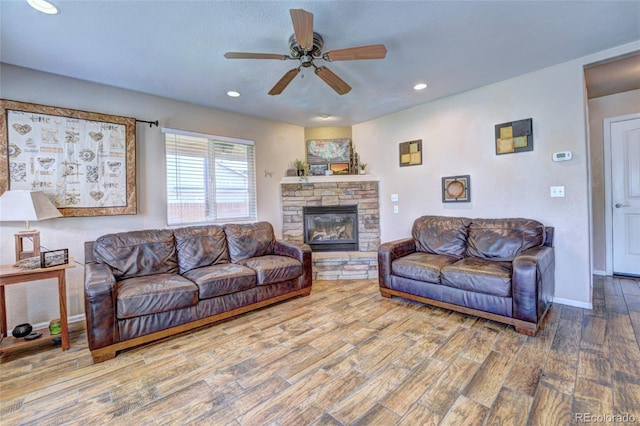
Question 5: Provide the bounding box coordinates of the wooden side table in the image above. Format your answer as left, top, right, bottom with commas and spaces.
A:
0, 258, 75, 355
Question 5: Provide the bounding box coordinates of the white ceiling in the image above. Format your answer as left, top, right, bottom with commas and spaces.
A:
1, 1, 639, 127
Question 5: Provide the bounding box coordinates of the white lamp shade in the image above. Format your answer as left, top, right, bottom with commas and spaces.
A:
0, 190, 62, 223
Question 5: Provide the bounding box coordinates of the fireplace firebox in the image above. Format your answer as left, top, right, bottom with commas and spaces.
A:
303, 205, 358, 252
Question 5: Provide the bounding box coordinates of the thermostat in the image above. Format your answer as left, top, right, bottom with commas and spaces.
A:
552, 151, 572, 162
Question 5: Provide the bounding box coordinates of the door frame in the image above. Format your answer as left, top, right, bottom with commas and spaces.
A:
603, 113, 640, 275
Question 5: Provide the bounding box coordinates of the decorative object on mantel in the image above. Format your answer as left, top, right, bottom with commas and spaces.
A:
292, 159, 308, 176
399, 139, 422, 167
359, 163, 368, 174
310, 164, 328, 176
495, 118, 533, 155
0, 99, 138, 216
330, 162, 350, 175
0, 190, 62, 261
442, 175, 471, 203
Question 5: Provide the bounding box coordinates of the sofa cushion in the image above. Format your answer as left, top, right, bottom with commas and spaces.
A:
441, 258, 512, 297
412, 216, 471, 259
465, 218, 545, 261
225, 222, 275, 263
174, 225, 230, 274
392, 252, 459, 283
94, 229, 178, 280
116, 273, 198, 319
183, 263, 256, 299
237, 255, 302, 285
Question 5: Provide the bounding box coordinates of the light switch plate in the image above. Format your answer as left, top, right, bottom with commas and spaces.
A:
550, 186, 565, 197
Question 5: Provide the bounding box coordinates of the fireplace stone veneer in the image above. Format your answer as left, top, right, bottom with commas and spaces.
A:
281, 176, 380, 280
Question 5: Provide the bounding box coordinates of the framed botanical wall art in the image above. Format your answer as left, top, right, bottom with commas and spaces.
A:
495, 118, 533, 155
442, 175, 470, 203
399, 139, 422, 167
0, 99, 137, 216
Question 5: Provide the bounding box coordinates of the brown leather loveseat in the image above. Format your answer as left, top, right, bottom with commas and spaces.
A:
378, 216, 554, 335
84, 221, 311, 362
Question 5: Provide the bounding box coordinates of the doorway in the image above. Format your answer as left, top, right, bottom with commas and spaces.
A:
604, 114, 640, 277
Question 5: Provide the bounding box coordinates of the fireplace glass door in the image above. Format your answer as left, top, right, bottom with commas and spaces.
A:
303, 205, 358, 251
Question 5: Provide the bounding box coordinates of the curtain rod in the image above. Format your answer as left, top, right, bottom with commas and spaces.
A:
136, 119, 159, 128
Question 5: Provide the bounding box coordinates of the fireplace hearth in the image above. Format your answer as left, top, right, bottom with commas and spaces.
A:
303, 205, 358, 252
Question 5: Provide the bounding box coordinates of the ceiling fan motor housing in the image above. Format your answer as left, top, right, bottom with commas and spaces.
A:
289, 32, 324, 59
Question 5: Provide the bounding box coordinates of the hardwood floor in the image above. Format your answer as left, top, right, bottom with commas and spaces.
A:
1, 275, 639, 425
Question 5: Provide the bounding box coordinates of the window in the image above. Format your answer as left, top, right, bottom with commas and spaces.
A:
163, 128, 257, 225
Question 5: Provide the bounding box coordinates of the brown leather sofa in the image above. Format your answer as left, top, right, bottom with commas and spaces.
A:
84, 221, 311, 363
378, 216, 554, 335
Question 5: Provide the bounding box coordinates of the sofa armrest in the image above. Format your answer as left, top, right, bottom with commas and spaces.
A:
377, 238, 416, 288
84, 261, 118, 350
512, 246, 555, 323
274, 240, 312, 289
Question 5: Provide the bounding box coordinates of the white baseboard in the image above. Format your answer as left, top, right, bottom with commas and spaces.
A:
592, 269, 607, 276
553, 297, 592, 310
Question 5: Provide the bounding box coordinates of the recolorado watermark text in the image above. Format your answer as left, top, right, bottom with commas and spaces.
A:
575, 413, 637, 423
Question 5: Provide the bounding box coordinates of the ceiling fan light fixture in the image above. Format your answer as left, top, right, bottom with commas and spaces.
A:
414, 83, 428, 91
227, 91, 240, 97
27, 0, 59, 14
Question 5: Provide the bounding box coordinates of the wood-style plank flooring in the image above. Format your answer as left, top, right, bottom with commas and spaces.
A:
1, 275, 639, 425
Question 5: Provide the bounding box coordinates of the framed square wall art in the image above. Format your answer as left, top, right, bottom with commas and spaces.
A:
399, 139, 422, 167
495, 118, 533, 155
442, 175, 471, 203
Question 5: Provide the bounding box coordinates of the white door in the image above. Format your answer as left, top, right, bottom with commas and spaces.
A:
612, 117, 640, 276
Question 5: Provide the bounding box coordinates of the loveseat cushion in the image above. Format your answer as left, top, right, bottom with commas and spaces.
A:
237, 255, 302, 285
174, 225, 230, 274
116, 273, 198, 319
225, 222, 275, 263
392, 252, 459, 283
182, 263, 256, 299
94, 229, 178, 280
412, 216, 471, 259
441, 258, 512, 297
465, 218, 545, 261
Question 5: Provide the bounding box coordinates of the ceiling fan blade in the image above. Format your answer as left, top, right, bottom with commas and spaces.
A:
315, 66, 352, 95
324, 44, 387, 61
268, 68, 301, 95
224, 52, 288, 60
290, 9, 314, 51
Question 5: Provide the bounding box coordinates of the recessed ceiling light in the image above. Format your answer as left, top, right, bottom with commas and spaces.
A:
320, 114, 330, 119
27, 0, 59, 14
413, 83, 427, 91
227, 91, 240, 97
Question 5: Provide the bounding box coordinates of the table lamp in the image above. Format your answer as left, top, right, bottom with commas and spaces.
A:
0, 190, 62, 261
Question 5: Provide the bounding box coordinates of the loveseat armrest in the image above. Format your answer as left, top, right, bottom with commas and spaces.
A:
84, 260, 118, 350
377, 238, 416, 288
512, 246, 555, 324
274, 240, 312, 289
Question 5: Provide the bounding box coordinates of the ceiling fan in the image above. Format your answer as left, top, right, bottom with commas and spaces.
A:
224, 9, 387, 96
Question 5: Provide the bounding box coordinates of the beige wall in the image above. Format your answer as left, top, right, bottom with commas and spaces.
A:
304, 126, 352, 141
588, 89, 640, 272
0, 64, 304, 329
352, 48, 633, 306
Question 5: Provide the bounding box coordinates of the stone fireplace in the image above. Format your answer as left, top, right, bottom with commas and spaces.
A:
280, 175, 380, 280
